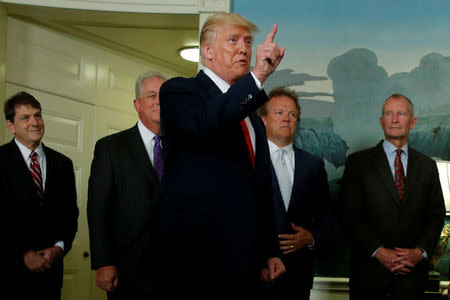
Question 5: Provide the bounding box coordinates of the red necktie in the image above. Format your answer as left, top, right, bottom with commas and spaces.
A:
240, 120, 255, 168
30, 151, 44, 202
394, 149, 405, 201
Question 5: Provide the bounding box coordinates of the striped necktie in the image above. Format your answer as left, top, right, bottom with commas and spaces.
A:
30, 151, 44, 204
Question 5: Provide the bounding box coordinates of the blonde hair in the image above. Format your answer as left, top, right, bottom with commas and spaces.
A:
200, 12, 258, 64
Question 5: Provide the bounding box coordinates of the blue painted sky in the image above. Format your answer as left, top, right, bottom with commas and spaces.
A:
233, 0, 450, 77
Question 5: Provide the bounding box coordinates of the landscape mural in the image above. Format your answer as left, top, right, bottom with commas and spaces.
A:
234, 0, 450, 277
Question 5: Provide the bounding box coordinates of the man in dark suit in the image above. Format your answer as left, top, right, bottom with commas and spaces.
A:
157, 12, 286, 299
341, 93, 446, 300
1, 91, 79, 300
87, 72, 166, 299
259, 87, 331, 299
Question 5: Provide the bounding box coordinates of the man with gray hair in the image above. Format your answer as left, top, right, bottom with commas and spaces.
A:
87, 71, 166, 299
341, 93, 445, 300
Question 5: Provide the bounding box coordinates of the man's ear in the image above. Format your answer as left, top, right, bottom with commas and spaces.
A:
133, 99, 140, 114
202, 43, 213, 61
261, 115, 267, 126
6, 120, 15, 135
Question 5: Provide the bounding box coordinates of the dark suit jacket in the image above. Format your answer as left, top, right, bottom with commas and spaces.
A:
271, 146, 331, 291
341, 141, 445, 298
157, 70, 276, 297
87, 125, 161, 298
1, 139, 78, 296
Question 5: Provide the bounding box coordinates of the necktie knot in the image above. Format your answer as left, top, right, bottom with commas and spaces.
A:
31, 151, 38, 159
154, 135, 161, 144
396, 149, 403, 156
277, 148, 287, 162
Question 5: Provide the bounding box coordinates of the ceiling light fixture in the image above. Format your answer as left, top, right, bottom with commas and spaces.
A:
178, 46, 199, 63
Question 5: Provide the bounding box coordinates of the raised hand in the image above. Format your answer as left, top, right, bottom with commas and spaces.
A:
253, 24, 285, 84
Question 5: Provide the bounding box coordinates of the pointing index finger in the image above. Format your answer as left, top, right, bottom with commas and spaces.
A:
264, 24, 278, 44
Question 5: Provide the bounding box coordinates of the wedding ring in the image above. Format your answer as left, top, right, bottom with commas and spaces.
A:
290, 245, 294, 249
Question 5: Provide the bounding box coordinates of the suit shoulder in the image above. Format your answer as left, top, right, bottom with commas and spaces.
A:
0, 141, 12, 154
346, 146, 377, 161
95, 126, 136, 146
409, 147, 437, 165
294, 146, 323, 164
161, 76, 197, 92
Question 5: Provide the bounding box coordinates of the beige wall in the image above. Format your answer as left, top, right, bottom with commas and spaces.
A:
0, 6, 6, 144
4, 16, 180, 300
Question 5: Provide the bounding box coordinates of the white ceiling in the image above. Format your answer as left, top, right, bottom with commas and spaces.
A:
1, 3, 200, 77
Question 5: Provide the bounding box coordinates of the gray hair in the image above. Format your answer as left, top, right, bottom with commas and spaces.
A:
135, 71, 166, 99
382, 93, 415, 116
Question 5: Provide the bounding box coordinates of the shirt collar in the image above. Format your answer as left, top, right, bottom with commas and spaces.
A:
14, 138, 44, 160
203, 67, 230, 93
137, 120, 157, 143
268, 139, 294, 155
382, 139, 408, 156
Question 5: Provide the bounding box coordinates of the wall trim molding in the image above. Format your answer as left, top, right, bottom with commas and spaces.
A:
1, 0, 200, 14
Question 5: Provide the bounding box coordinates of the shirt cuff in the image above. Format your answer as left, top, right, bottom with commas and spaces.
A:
419, 247, 428, 259
55, 241, 65, 251
250, 72, 263, 90
372, 246, 381, 258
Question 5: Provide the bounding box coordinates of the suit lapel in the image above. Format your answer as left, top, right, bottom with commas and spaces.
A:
403, 146, 420, 202
128, 125, 159, 182
288, 148, 303, 213
372, 141, 401, 206
197, 70, 223, 100
249, 113, 263, 159
8, 140, 40, 202
198, 70, 259, 168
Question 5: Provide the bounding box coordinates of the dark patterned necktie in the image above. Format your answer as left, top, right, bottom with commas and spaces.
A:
153, 135, 163, 182
394, 149, 405, 201
30, 151, 44, 203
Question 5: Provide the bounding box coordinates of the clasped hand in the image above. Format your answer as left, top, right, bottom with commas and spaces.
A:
375, 247, 423, 275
